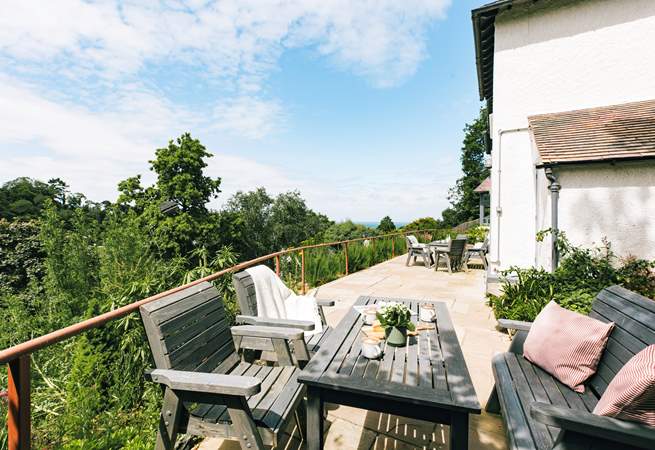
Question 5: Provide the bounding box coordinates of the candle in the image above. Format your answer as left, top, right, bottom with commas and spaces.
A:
363, 306, 378, 325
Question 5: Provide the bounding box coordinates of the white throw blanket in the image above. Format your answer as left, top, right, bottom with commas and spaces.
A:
245, 265, 323, 336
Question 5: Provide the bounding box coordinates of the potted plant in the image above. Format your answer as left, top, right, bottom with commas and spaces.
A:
376, 302, 415, 347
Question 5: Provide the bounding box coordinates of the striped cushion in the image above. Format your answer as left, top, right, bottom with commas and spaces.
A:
594, 345, 655, 426
523, 301, 614, 393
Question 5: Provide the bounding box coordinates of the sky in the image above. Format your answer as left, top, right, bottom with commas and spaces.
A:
0, 0, 484, 223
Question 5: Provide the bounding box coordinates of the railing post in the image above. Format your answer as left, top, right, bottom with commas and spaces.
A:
8, 355, 30, 450
301, 249, 306, 294
391, 238, 395, 258
344, 243, 349, 275
275, 255, 280, 276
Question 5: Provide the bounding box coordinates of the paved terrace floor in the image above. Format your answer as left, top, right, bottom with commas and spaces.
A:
201, 255, 510, 449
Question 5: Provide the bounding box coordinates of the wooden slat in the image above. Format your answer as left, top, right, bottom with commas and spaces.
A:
161, 310, 226, 354
260, 367, 303, 430
492, 354, 538, 450
376, 340, 395, 382
154, 289, 219, 329
505, 353, 553, 449
167, 320, 230, 367
516, 357, 559, 440
254, 366, 296, 422
593, 295, 655, 345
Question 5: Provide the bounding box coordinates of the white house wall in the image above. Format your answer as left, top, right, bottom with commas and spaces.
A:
557, 162, 655, 262
489, 0, 655, 274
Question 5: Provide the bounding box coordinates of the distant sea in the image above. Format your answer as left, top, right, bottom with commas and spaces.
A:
356, 221, 408, 229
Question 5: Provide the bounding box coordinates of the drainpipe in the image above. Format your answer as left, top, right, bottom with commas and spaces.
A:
490, 127, 530, 265
544, 167, 561, 271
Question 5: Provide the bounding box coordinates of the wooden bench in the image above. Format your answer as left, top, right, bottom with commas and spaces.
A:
232, 270, 334, 363
487, 285, 655, 450
140, 281, 307, 450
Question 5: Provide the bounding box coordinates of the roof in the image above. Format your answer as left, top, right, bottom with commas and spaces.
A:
471, 0, 542, 109
474, 177, 491, 192
529, 99, 655, 165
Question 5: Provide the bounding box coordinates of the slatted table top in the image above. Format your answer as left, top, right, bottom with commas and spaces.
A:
298, 296, 481, 414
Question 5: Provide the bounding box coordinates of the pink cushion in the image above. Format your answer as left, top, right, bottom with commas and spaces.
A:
593, 345, 655, 426
523, 301, 614, 393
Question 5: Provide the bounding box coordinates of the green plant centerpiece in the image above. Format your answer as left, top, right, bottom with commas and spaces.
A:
376, 302, 415, 347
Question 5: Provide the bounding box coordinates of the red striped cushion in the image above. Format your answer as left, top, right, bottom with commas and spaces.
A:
523, 301, 614, 393
593, 345, 655, 426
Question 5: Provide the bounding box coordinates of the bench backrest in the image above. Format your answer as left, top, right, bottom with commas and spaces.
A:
587, 285, 655, 397
140, 281, 238, 373
233, 270, 259, 316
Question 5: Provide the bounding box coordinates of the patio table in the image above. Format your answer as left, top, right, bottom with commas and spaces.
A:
298, 296, 480, 450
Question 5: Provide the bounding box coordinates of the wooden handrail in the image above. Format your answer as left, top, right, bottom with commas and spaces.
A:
0, 226, 442, 450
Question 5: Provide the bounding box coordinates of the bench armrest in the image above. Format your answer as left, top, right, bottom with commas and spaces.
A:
146, 369, 261, 396
235, 315, 315, 331
231, 325, 305, 340
531, 402, 655, 449
316, 299, 335, 307
497, 319, 532, 332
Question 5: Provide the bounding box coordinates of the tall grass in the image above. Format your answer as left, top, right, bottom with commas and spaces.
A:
279, 231, 441, 292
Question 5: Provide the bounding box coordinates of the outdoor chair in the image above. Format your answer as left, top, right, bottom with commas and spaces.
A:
465, 236, 488, 270
488, 285, 655, 450
140, 281, 307, 450
433, 237, 468, 273
405, 235, 433, 268
233, 268, 335, 365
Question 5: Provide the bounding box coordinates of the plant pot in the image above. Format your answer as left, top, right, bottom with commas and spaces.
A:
385, 326, 407, 347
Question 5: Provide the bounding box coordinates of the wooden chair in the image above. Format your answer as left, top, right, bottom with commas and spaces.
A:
140, 281, 307, 450
488, 285, 655, 450
465, 236, 488, 270
405, 235, 432, 268
232, 269, 334, 365
433, 237, 468, 273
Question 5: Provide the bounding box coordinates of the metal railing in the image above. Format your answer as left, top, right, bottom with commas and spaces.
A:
0, 227, 442, 449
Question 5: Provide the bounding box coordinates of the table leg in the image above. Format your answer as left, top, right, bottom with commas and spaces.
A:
450, 413, 469, 450
306, 386, 324, 450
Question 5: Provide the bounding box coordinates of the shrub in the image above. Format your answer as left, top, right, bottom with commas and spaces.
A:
488, 231, 655, 322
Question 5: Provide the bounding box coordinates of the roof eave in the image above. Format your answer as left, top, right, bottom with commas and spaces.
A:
536, 155, 655, 169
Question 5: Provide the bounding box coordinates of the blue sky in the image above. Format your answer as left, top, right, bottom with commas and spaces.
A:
0, 0, 483, 222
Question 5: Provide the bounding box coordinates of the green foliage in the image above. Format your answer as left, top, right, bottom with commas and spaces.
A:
0, 219, 45, 292
376, 302, 415, 331
466, 226, 488, 243
222, 188, 332, 260
441, 107, 490, 227
377, 216, 396, 233
322, 220, 377, 242
402, 217, 440, 231
488, 232, 655, 322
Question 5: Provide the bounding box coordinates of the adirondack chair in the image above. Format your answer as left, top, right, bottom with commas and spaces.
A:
232, 268, 334, 364
140, 281, 307, 450
487, 285, 655, 450
433, 237, 468, 273
405, 235, 432, 268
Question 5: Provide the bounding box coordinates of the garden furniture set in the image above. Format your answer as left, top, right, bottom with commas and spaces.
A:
406, 234, 486, 273
140, 265, 654, 450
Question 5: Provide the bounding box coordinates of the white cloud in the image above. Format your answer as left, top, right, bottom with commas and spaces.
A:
212, 97, 285, 139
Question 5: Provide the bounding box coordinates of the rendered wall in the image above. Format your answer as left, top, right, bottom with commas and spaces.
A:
488, 0, 655, 274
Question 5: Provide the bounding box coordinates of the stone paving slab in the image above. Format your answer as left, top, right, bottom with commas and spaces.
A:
198, 256, 509, 450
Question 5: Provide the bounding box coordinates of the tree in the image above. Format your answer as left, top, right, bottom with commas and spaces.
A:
441, 107, 490, 227
117, 133, 223, 260
377, 216, 396, 233
322, 220, 377, 242
221, 188, 333, 260
403, 217, 441, 231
